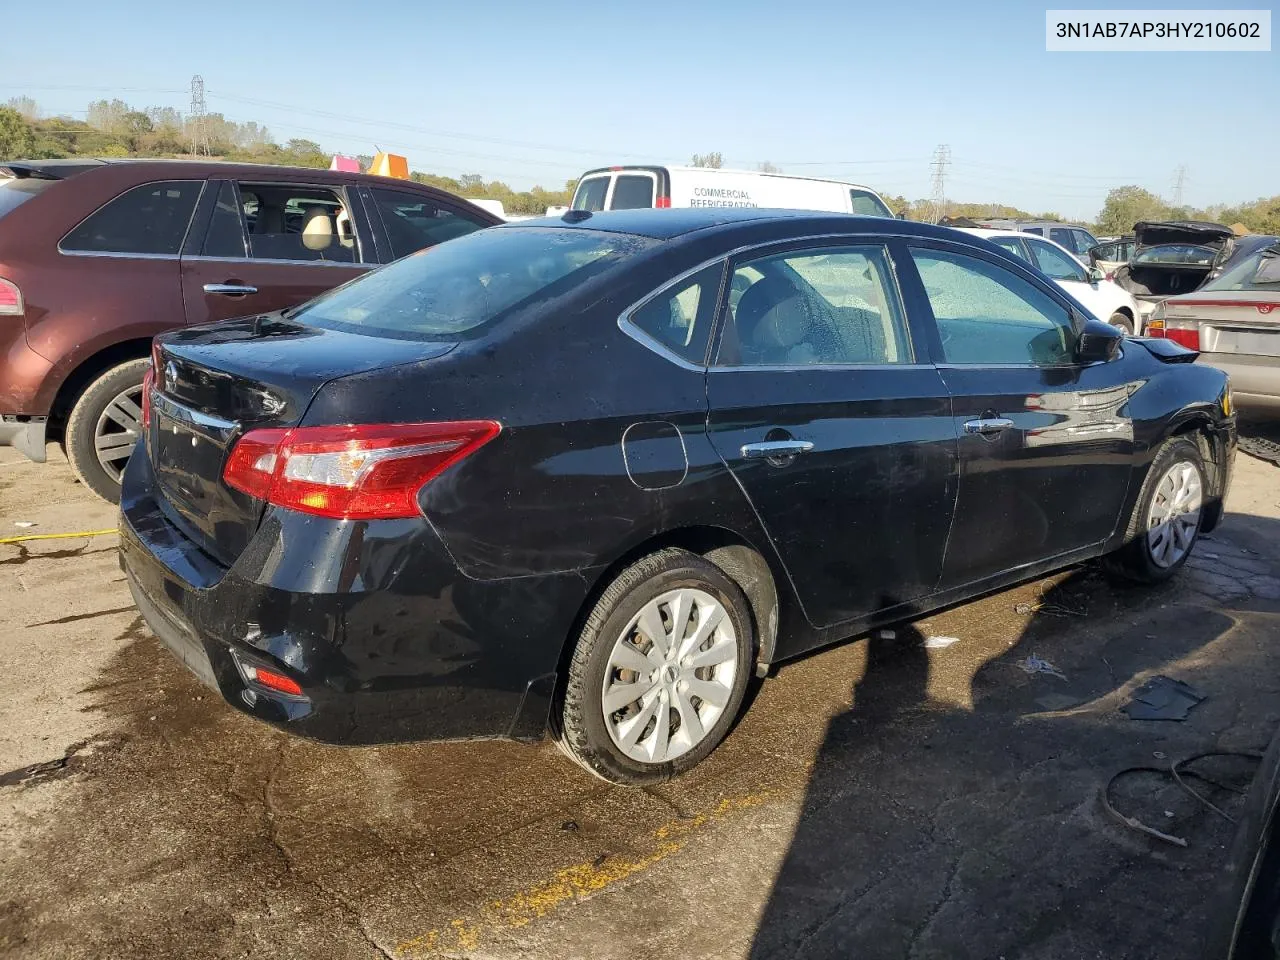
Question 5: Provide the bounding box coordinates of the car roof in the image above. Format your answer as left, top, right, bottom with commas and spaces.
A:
502, 207, 954, 241
0, 157, 455, 188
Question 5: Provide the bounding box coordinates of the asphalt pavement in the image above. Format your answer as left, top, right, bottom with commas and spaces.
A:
2, 442, 1279, 959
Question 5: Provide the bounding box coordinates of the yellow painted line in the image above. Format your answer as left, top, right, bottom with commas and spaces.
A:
0, 528, 117, 545
396, 791, 773, 958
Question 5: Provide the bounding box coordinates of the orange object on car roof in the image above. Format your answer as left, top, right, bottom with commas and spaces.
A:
368, 152, 409, 179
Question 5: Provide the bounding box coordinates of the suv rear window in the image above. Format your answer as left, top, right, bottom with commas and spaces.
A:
572, 177, 609, 212
61, 180, 202, 256
0, 178, 54, 219
293, 226, 655, 340
610, 175, 654, 210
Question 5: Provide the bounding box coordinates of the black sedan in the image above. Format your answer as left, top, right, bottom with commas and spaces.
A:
118, 208, 1236, 785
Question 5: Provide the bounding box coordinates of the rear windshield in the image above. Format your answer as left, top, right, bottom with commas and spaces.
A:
610, 175, 654, 210
292, 227, 655, 341
0, 177, 54, 219
572, 177, 609, 212
1201, 245, 1280, 292
849, 189, 891, 217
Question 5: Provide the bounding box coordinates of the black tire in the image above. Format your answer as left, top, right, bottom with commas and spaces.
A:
1103, 435, 1206, 583
64, 358, 150, 504
558, 548, 754, 785
1109, 311, 1135, 335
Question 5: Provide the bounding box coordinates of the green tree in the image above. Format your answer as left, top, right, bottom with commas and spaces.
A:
0, 107, 36, 159
1096, 185, 1172, 235
691, 152, 723, 168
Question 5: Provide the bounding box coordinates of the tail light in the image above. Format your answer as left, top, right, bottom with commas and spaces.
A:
655, 196, 671, 209
1104, 272, 1114, 281
223, 421, 501, 520
0, 277, 23, 316
140, 367, 155, 428
1145, 317, 1201, 351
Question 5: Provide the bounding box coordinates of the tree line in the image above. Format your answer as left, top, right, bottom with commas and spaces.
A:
1, 97, 1275, 232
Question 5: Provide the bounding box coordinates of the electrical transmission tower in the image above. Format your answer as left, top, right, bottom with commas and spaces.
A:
929, 145, 951, 224
188, 75, 210, 157
1172, 165, 1188, 207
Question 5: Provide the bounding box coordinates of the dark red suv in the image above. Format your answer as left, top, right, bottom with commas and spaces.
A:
0, 158, 500, 500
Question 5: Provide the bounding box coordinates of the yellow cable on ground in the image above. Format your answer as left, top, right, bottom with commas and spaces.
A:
0, 528, 118, 545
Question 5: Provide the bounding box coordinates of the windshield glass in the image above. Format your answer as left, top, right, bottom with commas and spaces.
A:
291, 227, 654, 340
0, 177, 54, 219
1202, 244, 1280, 292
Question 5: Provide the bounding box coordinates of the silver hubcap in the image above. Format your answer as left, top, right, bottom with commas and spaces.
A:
601, 587, 738, 764
1146, 461, 1202, 568
94, 385, 144, 482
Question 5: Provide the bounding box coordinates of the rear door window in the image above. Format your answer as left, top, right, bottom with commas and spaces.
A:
1048, 227, 1075, 250
369, 188, 490, 260
990, 236, 1032, 264
609, 175, 655, 210
237, 183, 360, 263
200, 181, 248, 258
61, 180, 203, 255
717, 245, 911, 366
572, 176, 610, 211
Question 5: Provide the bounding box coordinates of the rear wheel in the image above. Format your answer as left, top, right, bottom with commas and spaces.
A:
1104, 436, 1206, 583
64, 358, 150, 504
1109, 311, 1134, 335
558, 549, 754, 784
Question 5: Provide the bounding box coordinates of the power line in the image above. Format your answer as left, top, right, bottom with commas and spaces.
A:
1172, 165, 1188, 206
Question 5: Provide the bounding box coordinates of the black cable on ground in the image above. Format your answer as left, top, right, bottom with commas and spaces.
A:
1100, 750, 1265, 848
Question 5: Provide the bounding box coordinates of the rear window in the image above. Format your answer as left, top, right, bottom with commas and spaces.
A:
572, 177, 609, 212
849, 189, 891, 217
0, 178, 54, 219
292, 227, 655, 341
610, 175, 654, 210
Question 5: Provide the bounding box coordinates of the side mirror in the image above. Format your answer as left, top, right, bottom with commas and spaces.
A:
1087, 266, 1106, 282
1076, 317, 1124, 362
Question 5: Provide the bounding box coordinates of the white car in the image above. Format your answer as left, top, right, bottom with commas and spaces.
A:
960, 228, 1143, 334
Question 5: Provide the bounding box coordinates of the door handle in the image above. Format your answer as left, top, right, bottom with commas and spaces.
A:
963, 417, 1015, 436
741, 439, 814, 459
203, 283, 258, 296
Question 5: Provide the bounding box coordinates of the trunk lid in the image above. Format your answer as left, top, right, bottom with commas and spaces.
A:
149, 313, 454, 565
1165, 293, 1280, 359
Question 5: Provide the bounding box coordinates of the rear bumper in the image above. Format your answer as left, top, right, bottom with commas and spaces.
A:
117, 450, 594, 745
0, 417, 47, 462
1199, 354, 1280, 413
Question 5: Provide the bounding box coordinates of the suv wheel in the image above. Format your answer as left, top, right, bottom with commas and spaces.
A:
558, 549, 754, 785
64, 358, 150, 504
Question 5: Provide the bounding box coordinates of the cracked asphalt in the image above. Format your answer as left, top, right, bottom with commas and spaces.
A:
3, 442, 1280, 959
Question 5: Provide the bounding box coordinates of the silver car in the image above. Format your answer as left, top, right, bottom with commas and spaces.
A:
1148, 240, 1280, 414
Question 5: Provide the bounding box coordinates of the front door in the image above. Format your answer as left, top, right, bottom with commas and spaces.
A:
901, 241, 1136, 588
705, 240, 957, 637
179, 179, 373, 326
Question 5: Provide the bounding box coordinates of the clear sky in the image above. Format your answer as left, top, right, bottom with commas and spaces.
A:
2, 0, 1276, 218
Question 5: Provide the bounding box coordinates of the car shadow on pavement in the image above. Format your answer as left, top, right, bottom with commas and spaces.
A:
747, 516, 1280, 960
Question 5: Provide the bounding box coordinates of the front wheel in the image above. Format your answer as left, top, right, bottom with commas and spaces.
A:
558, 549, 754, 784
1104, 436, 1206, 583
64, 358, 150, 504
1109, 311, 1135, 335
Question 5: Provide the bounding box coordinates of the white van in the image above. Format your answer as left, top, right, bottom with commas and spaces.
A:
570, 166, 895, 218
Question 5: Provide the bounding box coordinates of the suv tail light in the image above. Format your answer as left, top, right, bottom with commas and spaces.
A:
223, 421, 501, 520
0, 277, 22, 316
1145, 317, 1201, 351
655, 196, 671, 209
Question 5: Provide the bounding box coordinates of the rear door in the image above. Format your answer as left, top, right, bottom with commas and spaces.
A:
705, 238, 957, 635
179, 179, 373, 326
900, 240, 1135, 588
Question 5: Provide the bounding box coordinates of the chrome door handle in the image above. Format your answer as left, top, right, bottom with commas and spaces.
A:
963, 417, 1015, 436
203, 283, 258, 296
741, 439, 814, 459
